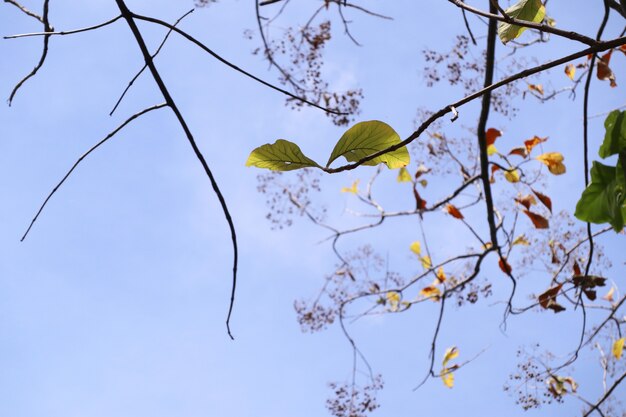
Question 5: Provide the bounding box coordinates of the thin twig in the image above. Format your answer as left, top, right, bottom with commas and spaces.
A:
109, 10, 194, 116
4, 15, 121, 39
21, 103, 168, 241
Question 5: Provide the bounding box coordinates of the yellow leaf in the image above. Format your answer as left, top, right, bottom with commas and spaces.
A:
386, 291, 401, 312
436, 267, 447, 283
341, 180, 359, 194
421, 255, 432, 270
442, 346, 459, 367
504, 169, 520, 183
512, 235, 530, 246
602, 286, 615, 303
528, 84, 544, 95
419, 284, 441, 301
410, 241, 421, 256
565, 64, 576, 80
441, 370, 454, 388
536, 152, 566, 175
614, 338, 625, 360
397, 167, 412, 183
487, 144, 498, 156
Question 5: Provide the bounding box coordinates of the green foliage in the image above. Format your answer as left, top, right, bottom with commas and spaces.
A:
575, 161, 626, 232
599, 110, 626, 158
245, 139, 320, 171
326, 120, 409, 169
498, 0, 546, 44
575, 111, 626, 232
246, 120, 409, 171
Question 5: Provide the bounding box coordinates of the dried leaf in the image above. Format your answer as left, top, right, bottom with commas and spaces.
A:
445, 204, 464, 219
597, 50, 617, 88
508, 147, 528, 157
512, 235, 530, 246
420, 285, 442, 301
573, 261, 581, 276
523, 210, 550, 229
614, 337, 625, 360
602, 286, 615, 303
441, 370, 454, 388
536, 152, 566, 175
532, 188, 553, 213
515, 194, 537, 210
421, 256, 432, 270
436, 267, 447, 283
499, 257, 513, 274
414, 188, 427, 210
528, 83, 544, 95
442, 346, 459, 367
538, 283, 566, 313
524, 136, 548, 154
565, 64, 576, 80
341, 180, 359, 194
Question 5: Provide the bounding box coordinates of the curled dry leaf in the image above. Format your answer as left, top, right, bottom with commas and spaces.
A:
499, 257, 513, 274
528, 84, 544, 95
524, 136, 547, 154
538, 283, 566, 313
531, 188, 553, 213
536, 152, 566, 175
445, 204, 464, 219
597, 50, 617, 88
565, 64, 576, 80
523, 210, 550, 229
515, 194, 537, 210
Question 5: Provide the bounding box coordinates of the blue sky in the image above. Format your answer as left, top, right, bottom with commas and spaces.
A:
1, 1, 625, 416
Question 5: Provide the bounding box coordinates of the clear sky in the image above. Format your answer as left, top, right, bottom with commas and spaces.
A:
1, 1, 625, 416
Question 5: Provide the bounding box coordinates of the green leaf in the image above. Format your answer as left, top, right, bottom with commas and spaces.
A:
498, 0, 546, 44
326, 120, 410, 169
246, 139, 320, 171
575, 161, 626, 232
599, 110, 626, 158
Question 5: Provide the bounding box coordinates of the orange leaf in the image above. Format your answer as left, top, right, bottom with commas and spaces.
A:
532, 188, 553, 213
436, 267, 447, 283
490, 165, 500, 183
445, 204, 464, 219
528, 84, 544, 95
486, 128, 502, 146
524, 136, 547, 154
514, 194, 537, 210
565, 64, 576, 80
508, 147, 528, 158
573, 261, 581, 277
536, 152, 566, 175
414, 188, 427, 210
523, 210, 549, 229
499, 257, 512, 274
597, 50, 617, 87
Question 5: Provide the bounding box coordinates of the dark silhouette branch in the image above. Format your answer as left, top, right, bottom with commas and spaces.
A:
115, 0, 239, 339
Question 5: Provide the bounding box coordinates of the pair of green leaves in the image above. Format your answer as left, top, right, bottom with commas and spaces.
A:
498, 0, 546, 44
575, 110, 626, 232
245, 120, 410, 171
